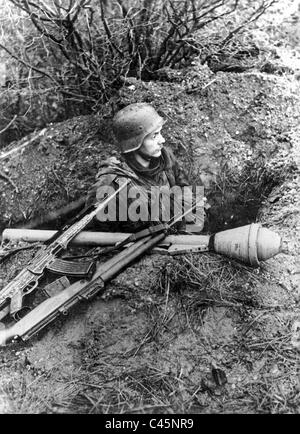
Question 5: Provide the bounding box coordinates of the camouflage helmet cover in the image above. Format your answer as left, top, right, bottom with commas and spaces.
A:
112, 103, 165, 153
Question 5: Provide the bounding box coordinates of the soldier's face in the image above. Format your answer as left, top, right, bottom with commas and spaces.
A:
139, 127, 165, 158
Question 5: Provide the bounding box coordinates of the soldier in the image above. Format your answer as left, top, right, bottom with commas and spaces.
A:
86, 103, 205, 232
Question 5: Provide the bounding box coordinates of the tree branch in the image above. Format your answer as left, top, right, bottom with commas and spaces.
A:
100, 1, 124, 57
0, 43, 60, 85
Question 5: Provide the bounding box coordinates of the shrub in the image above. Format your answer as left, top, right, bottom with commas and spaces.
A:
0, 0, 278, 145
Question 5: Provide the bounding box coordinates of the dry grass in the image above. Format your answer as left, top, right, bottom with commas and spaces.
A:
1, 243, 298, 414
0, 133, 299, 414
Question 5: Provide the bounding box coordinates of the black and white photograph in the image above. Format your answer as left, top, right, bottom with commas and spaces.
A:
0, 0, 299, 416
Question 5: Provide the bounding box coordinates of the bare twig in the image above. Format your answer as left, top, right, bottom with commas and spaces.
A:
0, 243, 41, 264
0, 43, 60, 85
0, 116, 17, 135
100, 1, 124, 57
0, 172, 19, 193
0, 128, 46, 161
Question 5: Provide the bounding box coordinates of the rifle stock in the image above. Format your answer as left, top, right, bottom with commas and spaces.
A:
0, 278, 91, 345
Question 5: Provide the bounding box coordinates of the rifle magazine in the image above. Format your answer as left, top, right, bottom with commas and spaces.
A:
47, 259, 96, 278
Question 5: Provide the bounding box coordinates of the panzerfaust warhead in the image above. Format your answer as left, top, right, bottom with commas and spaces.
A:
0, 180, 130, 322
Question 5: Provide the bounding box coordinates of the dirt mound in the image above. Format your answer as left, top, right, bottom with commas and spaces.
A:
0, 114, 114, 232
0, 65, 299, 414
1, 63, 299, 233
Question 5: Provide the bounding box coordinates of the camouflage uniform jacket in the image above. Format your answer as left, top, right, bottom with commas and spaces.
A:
86, 147, 197, 231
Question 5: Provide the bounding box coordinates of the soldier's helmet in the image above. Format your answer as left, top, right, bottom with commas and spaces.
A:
112, 103, 165, 154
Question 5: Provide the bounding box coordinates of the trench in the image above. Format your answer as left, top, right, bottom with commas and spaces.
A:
0, 147, 297, 415
200, 156, 289, 234
0, 154, 287, 244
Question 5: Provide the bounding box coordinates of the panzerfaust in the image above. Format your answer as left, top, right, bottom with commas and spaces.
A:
0, 180, 130, 321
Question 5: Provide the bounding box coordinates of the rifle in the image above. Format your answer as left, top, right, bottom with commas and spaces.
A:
0, 201, 201, 345
0, 179, 130, 321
